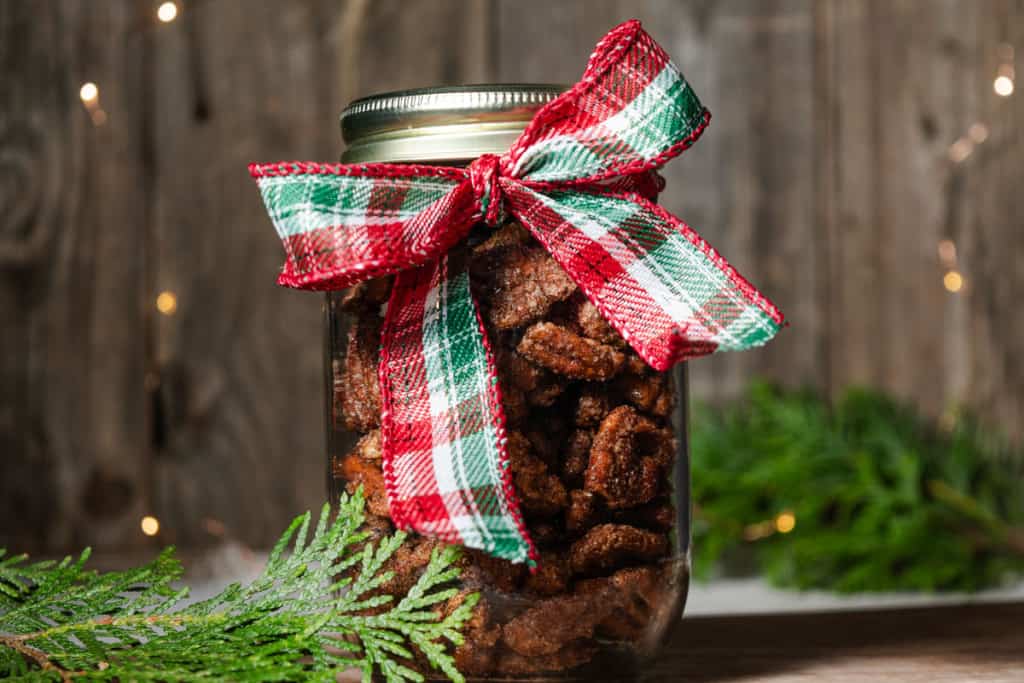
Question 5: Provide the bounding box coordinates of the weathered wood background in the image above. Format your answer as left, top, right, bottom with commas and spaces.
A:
2, 0, 1021, 553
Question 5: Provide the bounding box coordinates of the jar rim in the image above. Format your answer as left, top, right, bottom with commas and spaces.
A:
339, 83, 566, 164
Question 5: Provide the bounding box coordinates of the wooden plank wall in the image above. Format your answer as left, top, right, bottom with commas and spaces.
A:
1, 0, 1020, 554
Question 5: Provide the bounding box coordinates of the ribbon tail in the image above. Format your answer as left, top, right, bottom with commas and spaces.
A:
505, 184, 784, 371
249, 163, 474, 290
379, 253, 537, 566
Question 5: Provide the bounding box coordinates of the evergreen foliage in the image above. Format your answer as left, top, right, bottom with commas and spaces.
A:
692, 382, 1024, 592
0, 491, 476, 683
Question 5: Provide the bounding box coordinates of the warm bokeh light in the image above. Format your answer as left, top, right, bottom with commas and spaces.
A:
157, 1, 178, 23
943, 270, 964, 293
79, 82, 98, 103
994, 75, 1014, 97
967, 122, 989, 144
141, 515, 160, 536
948, 138, 972, 163
775, 511, 796, 534
937, 239, 957, 266
156, 291, 178, 315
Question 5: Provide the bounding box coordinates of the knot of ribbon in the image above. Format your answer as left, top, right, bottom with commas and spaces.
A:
250, 20, 784, 567
468, 153, 504, 227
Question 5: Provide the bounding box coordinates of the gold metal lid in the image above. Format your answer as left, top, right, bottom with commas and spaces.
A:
339, 84, 566, 164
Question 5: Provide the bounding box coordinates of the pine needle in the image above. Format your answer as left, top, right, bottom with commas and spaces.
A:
0, 491, 475, 682
692, 382, 1024, 592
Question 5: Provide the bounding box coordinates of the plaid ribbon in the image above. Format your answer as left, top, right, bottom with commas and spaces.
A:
250, 20, 784, 566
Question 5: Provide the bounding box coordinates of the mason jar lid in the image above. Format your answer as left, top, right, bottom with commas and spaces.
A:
339, 84, 566, 164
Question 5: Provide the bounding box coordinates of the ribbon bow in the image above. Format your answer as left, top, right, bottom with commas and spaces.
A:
250, 20, 783, 566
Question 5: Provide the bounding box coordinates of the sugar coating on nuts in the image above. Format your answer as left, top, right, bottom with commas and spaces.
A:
517, 322, 625, 380
328, 220, 681, 676
471, 223, 577, 330
501, 592, 616, 656
506, 431, 568, 517
584, 406, 667, 509
569, 523, 669, 575
337, 313, 382, 432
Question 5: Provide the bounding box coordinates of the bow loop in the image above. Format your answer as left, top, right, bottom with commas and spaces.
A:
468, 153, 505, 227
507, 19, 708, 187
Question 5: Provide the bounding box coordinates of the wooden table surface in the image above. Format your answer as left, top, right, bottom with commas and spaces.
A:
646, 602, 1024, 682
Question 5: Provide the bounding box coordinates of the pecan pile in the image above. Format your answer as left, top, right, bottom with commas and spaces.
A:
329, 222, 682, 676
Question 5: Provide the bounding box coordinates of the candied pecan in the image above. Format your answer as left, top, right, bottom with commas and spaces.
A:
613, 499, 677, 531
470, 221, 532, 263
444, 590, 501, 676
331, 358, 344, 425
507, 431, 568, 517
524, 428, 558, 467
616, 372, 673, 418
517, 471, 568, 518
506, 430, 544, 476
354, 430, 381, 461
624, 352, 650, 376
565, 490, 603, 535
337, 275, 392, 311
562, 429, 593, 486
501, 593, 616, 656
477, 245, 577, 330
584, 406, 666, 509
336, 313, 382, 431
379, 536, 443, 596
568, 524, 668, 575
575, 387, 612, 427
637, 424, 676, 468
496, 348, 546, 391
528, 521, 564, 548
598, 566, 670, 642
333, 453, 389, 518
517, 322, 625, 381
572, 566, 668, 643
458, 548, 527, 594
575, 297, 624, 348
524, 552, 571, 596
607, 566, 666, 612
361, 513, 394, 536
528, 382, 565, 407
496, 348, 564, 407
494, 641, 598, 675
500, 387, 528, 424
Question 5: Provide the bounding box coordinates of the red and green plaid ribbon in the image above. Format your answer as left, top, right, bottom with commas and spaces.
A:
250, 20, 784, 566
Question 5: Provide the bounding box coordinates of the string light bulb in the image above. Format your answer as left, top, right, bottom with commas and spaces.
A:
967, 123, 989, 144
141, 515, 160, 536
157, 1, 179, 23
943, 270, 964, 293
156, 291, 178, 315
994, 75, 1015, 97
79, 82, 99, 104
948, 137, 973, 163
775, 511, 796, 534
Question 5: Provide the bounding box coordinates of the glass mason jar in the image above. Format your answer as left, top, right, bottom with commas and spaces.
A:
324, 85, 689, 680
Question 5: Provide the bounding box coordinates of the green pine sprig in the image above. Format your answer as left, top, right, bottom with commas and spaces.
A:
0, 490, 476, 683
691, 382, 1024, 593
